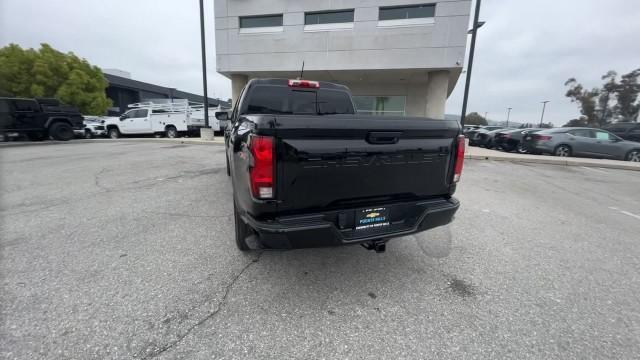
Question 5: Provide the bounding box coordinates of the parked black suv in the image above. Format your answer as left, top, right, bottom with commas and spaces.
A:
0, 97, 84, 141
603, 122, 640, 142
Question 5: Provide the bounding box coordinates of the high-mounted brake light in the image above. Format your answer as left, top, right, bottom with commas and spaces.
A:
249, 135, 274, 199
288, 79, 320, 88
453, 135, 465, 183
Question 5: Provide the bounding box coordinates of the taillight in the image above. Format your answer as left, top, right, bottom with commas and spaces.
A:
288, 79, 320, 88
533, 134, 552, 141
453, 135, 465, 183
249, 135, 274, 199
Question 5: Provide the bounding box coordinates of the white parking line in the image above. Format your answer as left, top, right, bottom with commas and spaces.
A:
620, 210, 640, 221
608, 206, 640, 221
581, 166, 607, 174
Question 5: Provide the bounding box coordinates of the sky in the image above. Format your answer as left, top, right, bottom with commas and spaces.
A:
1, 0, 639, 126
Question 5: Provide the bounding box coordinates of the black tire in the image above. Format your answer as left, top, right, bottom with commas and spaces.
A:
108, 128, 120, 139
233, 199, 250, 251
49, 122, 74, 141
226, 153, 231, 176
626, 149, 640, 162
166, 126, 178, 138
554, 144, 571, 157
84, 129, 93, 139
516, 142, 528, 154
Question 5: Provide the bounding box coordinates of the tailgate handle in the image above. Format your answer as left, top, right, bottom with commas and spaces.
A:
367, 132, 401, 145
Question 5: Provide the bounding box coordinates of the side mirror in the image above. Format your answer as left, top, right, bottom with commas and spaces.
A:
215, 112, 229, 121
119, 115, 126, 121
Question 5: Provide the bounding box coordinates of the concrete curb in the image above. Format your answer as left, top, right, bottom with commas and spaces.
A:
465, 153, 640, 171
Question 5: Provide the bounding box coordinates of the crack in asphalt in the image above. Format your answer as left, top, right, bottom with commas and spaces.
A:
136, 251, 264, 359
147, 211, 232, 219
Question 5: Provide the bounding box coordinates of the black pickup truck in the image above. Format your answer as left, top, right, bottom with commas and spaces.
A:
224, 79, 464, 252
0, 97, 84, 141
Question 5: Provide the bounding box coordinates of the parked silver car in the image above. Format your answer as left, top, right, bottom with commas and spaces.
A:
522, 127, 640, 162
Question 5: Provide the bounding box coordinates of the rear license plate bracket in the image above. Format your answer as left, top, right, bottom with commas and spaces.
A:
355, 207, 390, 232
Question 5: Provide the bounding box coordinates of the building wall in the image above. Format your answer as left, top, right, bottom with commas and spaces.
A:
215, 0, 470, 74
214, 0, 471, 118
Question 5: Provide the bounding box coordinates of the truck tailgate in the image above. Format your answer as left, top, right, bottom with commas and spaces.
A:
274, 115, 460, 214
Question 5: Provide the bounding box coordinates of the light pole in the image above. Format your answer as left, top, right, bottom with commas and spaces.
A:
506, 107, 512, 127
199, 0, 210, 130
540, 101, 550, 127
484, 111, 488, 119
459, 0, 484, 126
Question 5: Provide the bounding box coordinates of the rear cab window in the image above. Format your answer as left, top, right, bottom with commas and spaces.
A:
243, 85, 355, 115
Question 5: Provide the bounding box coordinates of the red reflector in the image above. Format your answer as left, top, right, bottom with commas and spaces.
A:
534, 135, 552, 141
249, 135, 274, 199
454, 135, 465, 183
288, 79, 320, 88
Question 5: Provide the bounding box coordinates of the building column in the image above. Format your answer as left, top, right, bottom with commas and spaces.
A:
231, 74, 249, 108
425, 70, 449, 119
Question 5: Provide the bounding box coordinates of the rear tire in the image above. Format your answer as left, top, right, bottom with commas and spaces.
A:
626, 149, 640, 162
49, 122, 74, 141
108, 128, 120, 139
84, 129, 93, 139
516, 142, 528, 154
233, 200, 250, 251
166, 126, 178, 138
554, 144, 571, 157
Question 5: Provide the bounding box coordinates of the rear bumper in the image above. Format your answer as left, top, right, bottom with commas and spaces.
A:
526, 141, 554, 153
242, 197, 460, 249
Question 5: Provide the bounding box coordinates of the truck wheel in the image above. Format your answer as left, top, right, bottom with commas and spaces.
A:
49, 122, 74, 141
84, 129, 93, 139
233, 200, 250, 251
166, 126, 178, 138
108, 128, 120, 139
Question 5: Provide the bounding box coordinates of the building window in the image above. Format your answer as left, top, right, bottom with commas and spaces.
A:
239, 14, 283, 34
353, 96, 406, 116
304, 9, 355, 32
378, 4, 435, 28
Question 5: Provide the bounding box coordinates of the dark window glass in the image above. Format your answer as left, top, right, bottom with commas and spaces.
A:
318, 90, 355, 114
245, 85, 355, 115
13, 100, 39, 112
569, 129, 593, 138
291, 91, 317, 114
379, 4, 435, 20
246, 86, 290, 114
0, 100, 10, 113
240, 14, 283, 28
305, 10, 354, 25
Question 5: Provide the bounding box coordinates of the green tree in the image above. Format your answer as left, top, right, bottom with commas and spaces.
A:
464, 112, 488, 125
598, 71, 617, 125
613, 68, 640, 121
562, 117, 588, 127
0, 43, 111, 114
564, 78, 599, 127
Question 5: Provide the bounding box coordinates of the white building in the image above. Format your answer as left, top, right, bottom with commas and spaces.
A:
214, 0, 471, 118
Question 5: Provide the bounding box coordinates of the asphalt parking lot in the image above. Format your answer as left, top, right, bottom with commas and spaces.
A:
1, 141, 639, 359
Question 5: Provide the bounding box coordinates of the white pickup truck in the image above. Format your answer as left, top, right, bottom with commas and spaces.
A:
104, 100, 220, 139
